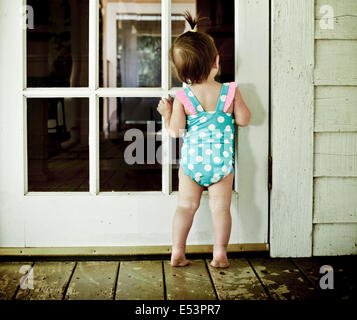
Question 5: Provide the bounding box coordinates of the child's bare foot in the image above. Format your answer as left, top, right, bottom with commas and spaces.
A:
210, 256, 229, 268
170, 248, 190, 267
210, 247, 229, 268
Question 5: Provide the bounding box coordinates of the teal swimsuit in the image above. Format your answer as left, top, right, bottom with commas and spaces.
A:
176, 82, 237, 187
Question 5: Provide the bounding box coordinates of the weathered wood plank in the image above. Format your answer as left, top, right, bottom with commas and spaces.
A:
313, 224, 357, 256
249, 258, 320, 300
315, 0, 357, 39
315, 86, 357, 132
207, 258, 268, 300
314, 177, 357, 223
315, 40, 357, 85
15, 262, 75, 300
293, 256, 357, 299
0, 262, 33, 300
314, 132, 357, 177
164, 260, 216, 300
271, 0, 314, 257
64, 261, 118, 300
116, 261, 163, 300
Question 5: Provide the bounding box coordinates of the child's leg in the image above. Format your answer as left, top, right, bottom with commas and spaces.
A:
171, 166, 204, 267
208, 173, 234, 268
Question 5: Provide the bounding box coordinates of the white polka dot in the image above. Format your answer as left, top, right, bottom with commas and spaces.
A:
230, 133, 234, 139
200, 116, 207, 123
208, 124, 216, 131
207, 139, 214, 143
224, 139, 229, 144
198, 144, 203, 148
188, 91, 194, 97
191, 114, 197, 118
187, 120, 190, 125
213, 157, 222, 164
204, 183, 209, 187
195, 172, 202, 178
229, 147, 233, 153
205, 149, 213, 155
223, 151, 229, 158
211, 177, 218, 183
214, 144, 221, 149
196, 156, 203, 162
216, 132, 223, 138
191, 138, 197, 144
220, 95, 227, 102
229, 160, 233, 165
199, 132, 206, 138
217, 116, 225, 123
232, 119, 235, 123
204, 164, 212, 171
197, 105, 203, 112
186, 132, 190, 137
195, 176, 201, 182
222, 165, 228, 172
225, 125, 231, 131
214, 173, 220, 178
188, 148, 195, 155
192, 125, 198, 131
188, 163, 194, 170
182, 157, 187, 163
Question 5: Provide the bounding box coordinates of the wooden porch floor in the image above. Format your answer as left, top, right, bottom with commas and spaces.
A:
0, 254, 356, 300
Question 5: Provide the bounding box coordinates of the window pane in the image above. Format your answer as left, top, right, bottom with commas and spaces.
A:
27, 0, 89, 87
100, 0, 162, 88
171, 0, 235, 87
27, 98, 89, 191
99, 97, 162, 191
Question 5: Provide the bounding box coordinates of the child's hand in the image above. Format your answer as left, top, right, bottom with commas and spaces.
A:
157, 97, 173, 118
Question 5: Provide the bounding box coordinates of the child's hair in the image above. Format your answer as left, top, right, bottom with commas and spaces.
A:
170, 11, 218, 84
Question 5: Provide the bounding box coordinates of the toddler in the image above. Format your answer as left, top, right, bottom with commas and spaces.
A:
157, 12, 251, 268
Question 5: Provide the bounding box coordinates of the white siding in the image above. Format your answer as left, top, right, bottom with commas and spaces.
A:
313, 0, 357, 256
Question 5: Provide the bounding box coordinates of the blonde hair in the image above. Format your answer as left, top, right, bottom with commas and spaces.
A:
170, 11, 218, 84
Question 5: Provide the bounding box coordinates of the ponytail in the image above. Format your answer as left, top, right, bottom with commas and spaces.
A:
184, 10, 208, 32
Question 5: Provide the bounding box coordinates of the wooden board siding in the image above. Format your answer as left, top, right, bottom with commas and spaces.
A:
315, 0, 357, 40
313, 224, 357, 256
313, 177, 357, 223
270, 0, 314, 257
315, 86, 357, 132
315, 40, 357, 85
313, 0, 357, 256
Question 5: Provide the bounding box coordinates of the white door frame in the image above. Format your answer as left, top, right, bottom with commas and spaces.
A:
0, 0, 269, 254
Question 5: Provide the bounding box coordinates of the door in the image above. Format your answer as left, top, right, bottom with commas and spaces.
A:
0, 0, 269, 250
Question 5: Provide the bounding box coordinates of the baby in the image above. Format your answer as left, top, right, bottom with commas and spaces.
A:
157, 12, 251, 268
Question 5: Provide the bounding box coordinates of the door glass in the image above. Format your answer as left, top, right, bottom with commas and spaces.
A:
99, 97, 162, 191
99, 0, 162, 88
27, 98, 89, 191
27, 0, 89, 87
171, 0, 235, 190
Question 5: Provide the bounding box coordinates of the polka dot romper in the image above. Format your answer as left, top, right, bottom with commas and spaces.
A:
176, 82, 237, 187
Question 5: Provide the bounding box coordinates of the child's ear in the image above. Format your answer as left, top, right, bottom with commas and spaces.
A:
213, 55, 220, 69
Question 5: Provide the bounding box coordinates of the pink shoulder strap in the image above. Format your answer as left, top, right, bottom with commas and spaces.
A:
223, 82, 237, 112
176, 90, 197, 115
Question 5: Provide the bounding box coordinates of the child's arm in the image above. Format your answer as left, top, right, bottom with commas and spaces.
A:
233, 88, 251, 127
157, 97, 186, 138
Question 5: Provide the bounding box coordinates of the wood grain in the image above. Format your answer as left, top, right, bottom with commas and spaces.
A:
0, 262, 33, 300
116, 261, 164, 300
164, 260, 216, 300
64, 261, 118, 300
315, 40, 357, 85
315, 86, 357, 132
314, 177, 357, 223
207, 258, 268, 300
315, 0, 357, 40
270, 0, 314, 257
15, 261, 75, 300
314, 132, 357, 177
313, 224, 357, 256
250, 258, 320, 300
